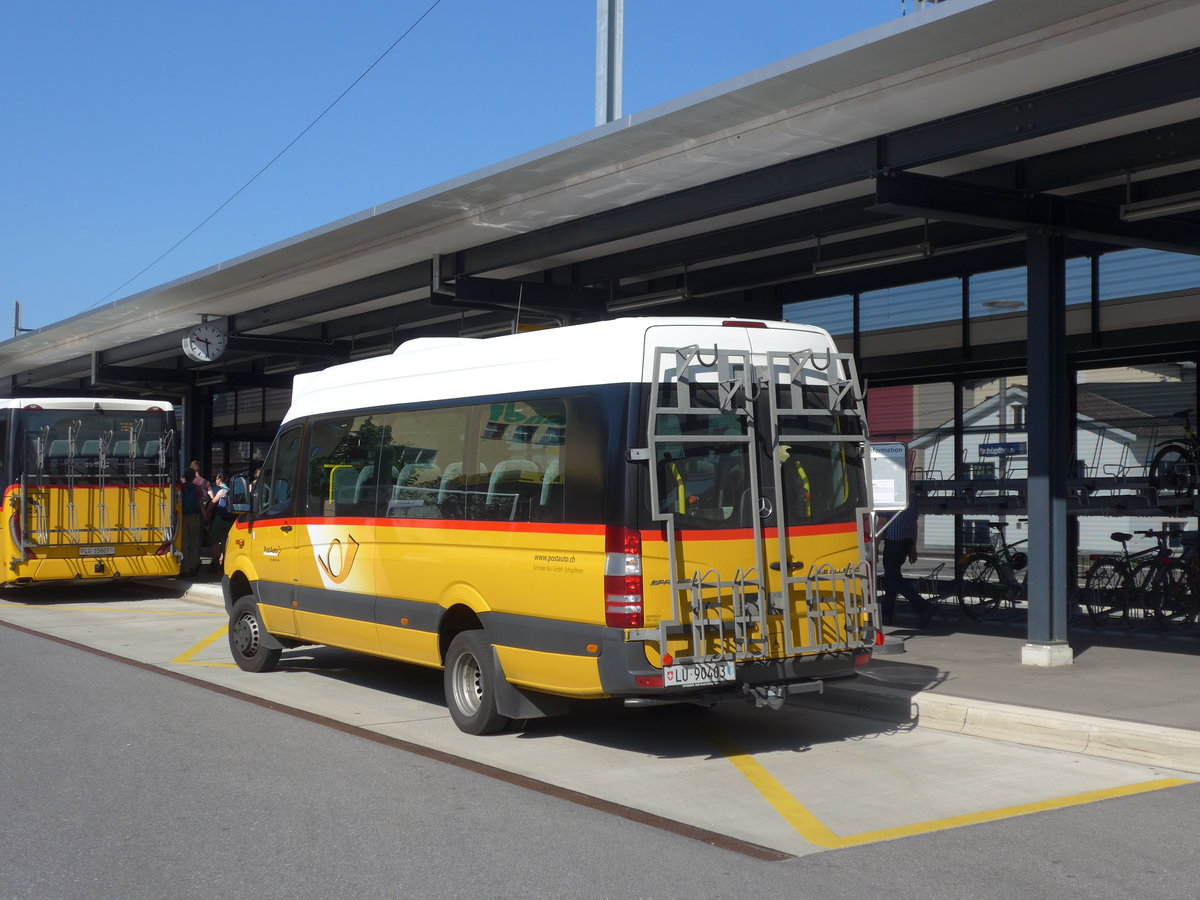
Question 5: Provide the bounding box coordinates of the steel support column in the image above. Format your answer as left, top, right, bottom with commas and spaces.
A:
1023, 232, 1073, 666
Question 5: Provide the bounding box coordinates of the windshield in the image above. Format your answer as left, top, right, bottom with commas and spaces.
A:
17, 408, 175, 479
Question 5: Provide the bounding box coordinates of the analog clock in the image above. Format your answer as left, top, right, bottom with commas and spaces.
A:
182, 322, 227, 363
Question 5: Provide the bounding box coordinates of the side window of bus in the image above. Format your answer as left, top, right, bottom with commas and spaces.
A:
305, 414, 389, 517
376, 407, 468, 520
471, 399, 565, 523
259, 425, 303, 517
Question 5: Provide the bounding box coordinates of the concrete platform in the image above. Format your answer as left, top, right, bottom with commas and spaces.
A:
799, 609, 1200, 774
173, 573, 1200, 774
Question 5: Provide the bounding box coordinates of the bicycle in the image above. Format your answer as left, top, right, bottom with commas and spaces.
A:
956, 520, 1027, 619
1086, 529, 1188, 628
1150, 530, 1200, 629
1149, 408, 1200, 497
1083, 529, 1165, 626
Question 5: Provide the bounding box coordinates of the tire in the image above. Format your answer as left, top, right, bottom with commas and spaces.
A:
444, 630, 511, 735
228, 596, 282, 673
1149, 560, 1192, 629
1150, 444, 1195, 497
957, 554, 1004, 619
1083, 558, 1128, 627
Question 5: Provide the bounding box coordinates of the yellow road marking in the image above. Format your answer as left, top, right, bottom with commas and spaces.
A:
0, 604, 222, 617
703, 725, 1191, 849
172, 625, 236, 667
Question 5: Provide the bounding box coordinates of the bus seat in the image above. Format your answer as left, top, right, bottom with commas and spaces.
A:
354, 465, 377, 501
437, 462, 463, 503
437, 462, 486, 503
396, 462, 441, 487
111, 440, 133, 458
47, 440, 71, 459
141, 440, 161, 458
487, 459, 539, 503
539, 457, 560, 507
80, 440, 101, 457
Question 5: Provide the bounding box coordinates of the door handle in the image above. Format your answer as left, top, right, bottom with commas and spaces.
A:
769, 560, 805, 572
280, 524, 293, 533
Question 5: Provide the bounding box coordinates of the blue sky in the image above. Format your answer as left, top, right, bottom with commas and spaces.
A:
3, 1, 910, 331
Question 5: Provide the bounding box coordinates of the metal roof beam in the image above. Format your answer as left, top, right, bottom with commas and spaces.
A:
873, 171, 1200, 255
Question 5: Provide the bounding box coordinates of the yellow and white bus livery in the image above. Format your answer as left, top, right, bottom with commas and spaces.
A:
223, 317, 880, 733
1, 397, 179, 585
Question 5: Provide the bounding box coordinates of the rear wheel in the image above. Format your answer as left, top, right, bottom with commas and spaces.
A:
958, 554, 1004, 619
1149, 560, 1193, 629
1083, 558, 1129, 627
1150, 444, 1195, 497
228, 597, 281, 673
444, 630, 511, 735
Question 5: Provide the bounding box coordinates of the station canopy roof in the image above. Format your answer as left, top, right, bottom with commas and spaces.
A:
4, 0, 1200, 395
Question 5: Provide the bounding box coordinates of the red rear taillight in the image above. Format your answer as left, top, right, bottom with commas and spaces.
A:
154, 541, 172, 556
9, 500, 36, 559
721, 319, 767, 328
604, 526, 643, 628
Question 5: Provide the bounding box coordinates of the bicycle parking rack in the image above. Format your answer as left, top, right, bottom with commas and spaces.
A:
16, 424, 177, 563
628, 343, 875, 665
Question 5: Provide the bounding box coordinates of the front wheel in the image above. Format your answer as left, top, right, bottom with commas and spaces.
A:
228, 597, 281, 673
1083, 558, 1129, 627
957, 554, 1005, 619
1150, 444, 1195, 497
444, 630, 511, 735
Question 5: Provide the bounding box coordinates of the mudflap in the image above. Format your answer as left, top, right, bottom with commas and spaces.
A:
490, 648, 571, 720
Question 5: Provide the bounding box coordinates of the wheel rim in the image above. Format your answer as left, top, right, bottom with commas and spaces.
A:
450, 651, 483, 717
233, 611, 262, 658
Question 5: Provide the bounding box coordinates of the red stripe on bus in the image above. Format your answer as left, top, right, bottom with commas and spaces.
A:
237, 516, 606, 537
647, 522, 858, 542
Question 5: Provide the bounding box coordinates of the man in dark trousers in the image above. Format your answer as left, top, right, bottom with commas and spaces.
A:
879, 504, 935, 628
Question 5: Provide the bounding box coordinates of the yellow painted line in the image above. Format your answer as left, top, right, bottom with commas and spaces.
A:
0, 604, 222, 617
703, 725, 1191, 849
172, 625, 236, 668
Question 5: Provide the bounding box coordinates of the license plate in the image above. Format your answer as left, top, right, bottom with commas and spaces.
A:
79, 546, 115, 557
663, 661, 735, 688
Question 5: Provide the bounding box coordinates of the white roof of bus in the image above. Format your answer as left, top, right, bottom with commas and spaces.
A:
284, 317, 834, 422
0, 397, 175, 411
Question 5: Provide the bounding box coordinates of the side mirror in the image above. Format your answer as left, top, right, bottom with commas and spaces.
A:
230, 474, 252, 515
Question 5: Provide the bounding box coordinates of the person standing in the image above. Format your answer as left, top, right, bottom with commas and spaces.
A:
178, 468, 203, 575
879, 504, 935, 628
189, 460, 213, 555
207, 472, 233, 570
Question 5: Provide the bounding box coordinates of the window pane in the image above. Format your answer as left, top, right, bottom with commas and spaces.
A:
472, 399, 566, 523
784, 295, 852, 337
304, 415, 390, 517
377, 407, 468, 520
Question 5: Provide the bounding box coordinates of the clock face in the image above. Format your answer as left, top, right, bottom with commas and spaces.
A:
182, 323, 227, 362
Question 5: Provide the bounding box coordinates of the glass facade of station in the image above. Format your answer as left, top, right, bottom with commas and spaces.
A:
786, 248, 1200, 622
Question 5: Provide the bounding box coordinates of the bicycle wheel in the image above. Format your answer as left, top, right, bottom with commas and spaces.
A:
958, 554, 1004, 619
1149, 559, 1193, 629
1150, 444, 1195, 497
1082, 557, 1129, 627
1127, 560, 1156, 625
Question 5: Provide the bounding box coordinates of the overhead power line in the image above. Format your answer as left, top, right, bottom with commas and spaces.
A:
93, 0, 447, 309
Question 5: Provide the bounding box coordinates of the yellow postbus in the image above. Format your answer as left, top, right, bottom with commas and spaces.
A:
1, 397, 180, 585
223, 318, 880, 733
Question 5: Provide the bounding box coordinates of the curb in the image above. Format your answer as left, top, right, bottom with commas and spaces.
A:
801, 680, 1200, 776
177, 581, 225, 609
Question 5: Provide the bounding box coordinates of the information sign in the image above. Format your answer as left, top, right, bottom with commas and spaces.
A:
869, 442, 909, 511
